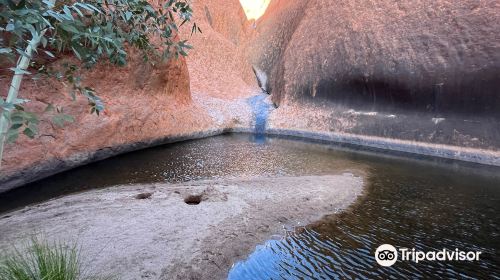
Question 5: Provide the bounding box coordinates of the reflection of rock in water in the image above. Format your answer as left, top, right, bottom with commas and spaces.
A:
248, 94, 273, 137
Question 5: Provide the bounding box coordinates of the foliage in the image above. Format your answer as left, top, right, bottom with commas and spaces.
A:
0, 237, 112, 280
0, 0, 198, 166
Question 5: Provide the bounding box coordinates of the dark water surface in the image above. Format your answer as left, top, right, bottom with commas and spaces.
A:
1, 134, 499, 279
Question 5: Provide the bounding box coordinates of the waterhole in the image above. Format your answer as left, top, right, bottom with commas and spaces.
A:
1, 133, 499, 278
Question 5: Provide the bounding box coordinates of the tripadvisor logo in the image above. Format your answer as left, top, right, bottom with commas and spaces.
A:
375, 244, 398, 267
374, 244, 482, 267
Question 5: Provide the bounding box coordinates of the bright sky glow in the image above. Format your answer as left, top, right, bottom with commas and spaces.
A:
239, 0, 271, 20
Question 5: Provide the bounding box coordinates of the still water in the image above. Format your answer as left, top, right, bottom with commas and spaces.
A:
1, 134, 499, 278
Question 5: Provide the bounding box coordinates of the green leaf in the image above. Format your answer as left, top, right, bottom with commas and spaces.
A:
13, 98, 30, 105
71, 5, 84, 17
43, 0, 55, 9
1, 0, 197, 135
71, 46, 82, 60
6, 23, 15, 32
2, 102, 15, 110
23, 127, 36, 138
15, 48, 32, 59
125, 11, 133, 21
74, 3, 101, 14
59, 22, 79, 34
10, 115, 24, 124
63, 6, 75, 20
10, 123, 23, 130
40, 36, 48, 48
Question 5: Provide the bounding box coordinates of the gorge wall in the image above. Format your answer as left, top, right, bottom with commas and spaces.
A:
0, 0, 259, 191
248, 0, 500, 156
251, 0, 500, 116
1, 0, 499, 190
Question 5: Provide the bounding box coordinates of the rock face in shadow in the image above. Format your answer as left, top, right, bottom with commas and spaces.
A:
244, 0, 310, 96
249, 0, 500, 118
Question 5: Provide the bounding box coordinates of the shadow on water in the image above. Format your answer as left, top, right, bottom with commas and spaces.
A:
0, 134, 499, 279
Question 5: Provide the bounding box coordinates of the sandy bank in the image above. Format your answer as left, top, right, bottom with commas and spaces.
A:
0, 174, 363, 280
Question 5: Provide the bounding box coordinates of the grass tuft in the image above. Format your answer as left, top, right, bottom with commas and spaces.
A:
0, 238, 112, 280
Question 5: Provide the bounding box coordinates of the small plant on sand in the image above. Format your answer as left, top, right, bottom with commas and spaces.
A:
0, 237, 112, 280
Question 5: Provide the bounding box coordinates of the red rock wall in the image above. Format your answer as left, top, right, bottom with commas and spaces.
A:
181, 0, 258, 99
250, 0, 500, 117
1, 53, 202, 185
0, 0, 258, 190
2, 0, 500, 190
244, 0, 310, 97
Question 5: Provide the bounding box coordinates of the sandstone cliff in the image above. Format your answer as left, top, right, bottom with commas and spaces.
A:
1, 0, 500, 190
250, 0, 500, 117
0, 0, 258, 191
249, 0, 500, 152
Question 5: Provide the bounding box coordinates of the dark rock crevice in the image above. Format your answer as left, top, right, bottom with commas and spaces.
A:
245, 0, 312, 104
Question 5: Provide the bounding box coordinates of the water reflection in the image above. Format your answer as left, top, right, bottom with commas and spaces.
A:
1, 133, 499, 279
228, 156, 500, 279
0, 134, 366, 212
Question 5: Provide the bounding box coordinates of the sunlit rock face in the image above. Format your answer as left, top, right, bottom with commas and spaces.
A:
249, 0, 500, 118
181, 0, 257, 93
198, 0, 248, 45
0, 53, 198, 190
0, 0, 259, 190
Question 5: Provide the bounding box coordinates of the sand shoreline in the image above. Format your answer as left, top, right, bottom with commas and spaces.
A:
0, 174, 364, 280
